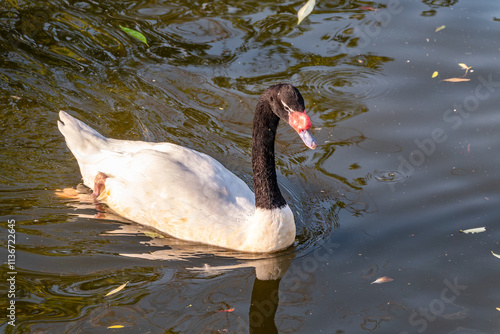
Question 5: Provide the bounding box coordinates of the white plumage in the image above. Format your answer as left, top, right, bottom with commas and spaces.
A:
58, 84, 316, 253
58, 111, 295, 252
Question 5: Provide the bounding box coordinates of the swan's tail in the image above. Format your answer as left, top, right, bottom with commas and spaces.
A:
58, 110, 108, 161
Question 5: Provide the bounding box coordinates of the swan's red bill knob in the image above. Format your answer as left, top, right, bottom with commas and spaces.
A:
289, 111, 317, 150
289, 111, 311, 132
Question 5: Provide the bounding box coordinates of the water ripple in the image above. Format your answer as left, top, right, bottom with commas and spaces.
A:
298, 65, 392, 101
365, 170, 408, 184
167, 18, 236, 44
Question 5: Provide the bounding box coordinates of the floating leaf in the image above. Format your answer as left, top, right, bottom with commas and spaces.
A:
432, 71, 439, 78
360, 6, 379, 11
143, 231, 164, 239
458, 63, 472, 76
497, 307, 500, 311
371, 276, 394, 284
297, 0, 316, 25
107, 325, 124, 329
459, 227, 486, 234
120, 26, 149, 46
105, 281, 129, 296
442, 78, 470, 82
217, 308, 235, 313
435, 25, 446, 32
492, 251, 500, 259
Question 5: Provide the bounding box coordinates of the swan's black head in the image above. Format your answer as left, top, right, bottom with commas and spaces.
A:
262, 83, 317, 149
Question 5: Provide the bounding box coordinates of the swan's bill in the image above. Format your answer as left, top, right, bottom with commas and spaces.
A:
298, 129, 317, 149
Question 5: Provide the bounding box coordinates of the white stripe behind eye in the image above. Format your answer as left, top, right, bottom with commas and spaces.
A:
281, 100, 292, 113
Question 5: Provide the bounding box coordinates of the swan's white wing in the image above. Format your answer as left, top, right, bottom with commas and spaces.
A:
84, 144, 255, 243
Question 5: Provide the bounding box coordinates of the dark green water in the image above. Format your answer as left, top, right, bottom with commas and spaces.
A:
1, 0, 500, 333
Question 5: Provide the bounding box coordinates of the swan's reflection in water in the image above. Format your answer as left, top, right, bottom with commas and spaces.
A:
249, 277, 282, 334
59, 191, 295, 332
108, 223, 294, 333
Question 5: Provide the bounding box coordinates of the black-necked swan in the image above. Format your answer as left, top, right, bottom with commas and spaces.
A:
58, 83, 317, 253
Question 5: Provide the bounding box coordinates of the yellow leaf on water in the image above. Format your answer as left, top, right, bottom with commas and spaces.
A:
497, 307, 500, 311
297, 0, 316, 25
432, 71, 438, 78
143, 231, 164, 239
491, 251, 500, 259
371, 276, 394, 284
107, 325, 124, 329
435, 25, 446, 32
442, 78, 470, 82
459, 227, 485, 234
105, 281, 129, 296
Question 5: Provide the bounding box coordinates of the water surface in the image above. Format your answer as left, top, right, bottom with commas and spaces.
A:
1, 0, 500, 333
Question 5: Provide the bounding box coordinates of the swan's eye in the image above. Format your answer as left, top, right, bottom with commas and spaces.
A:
281, 100, 292, 114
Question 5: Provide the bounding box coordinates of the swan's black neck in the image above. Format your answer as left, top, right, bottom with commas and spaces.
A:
252, 98, 287, 210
